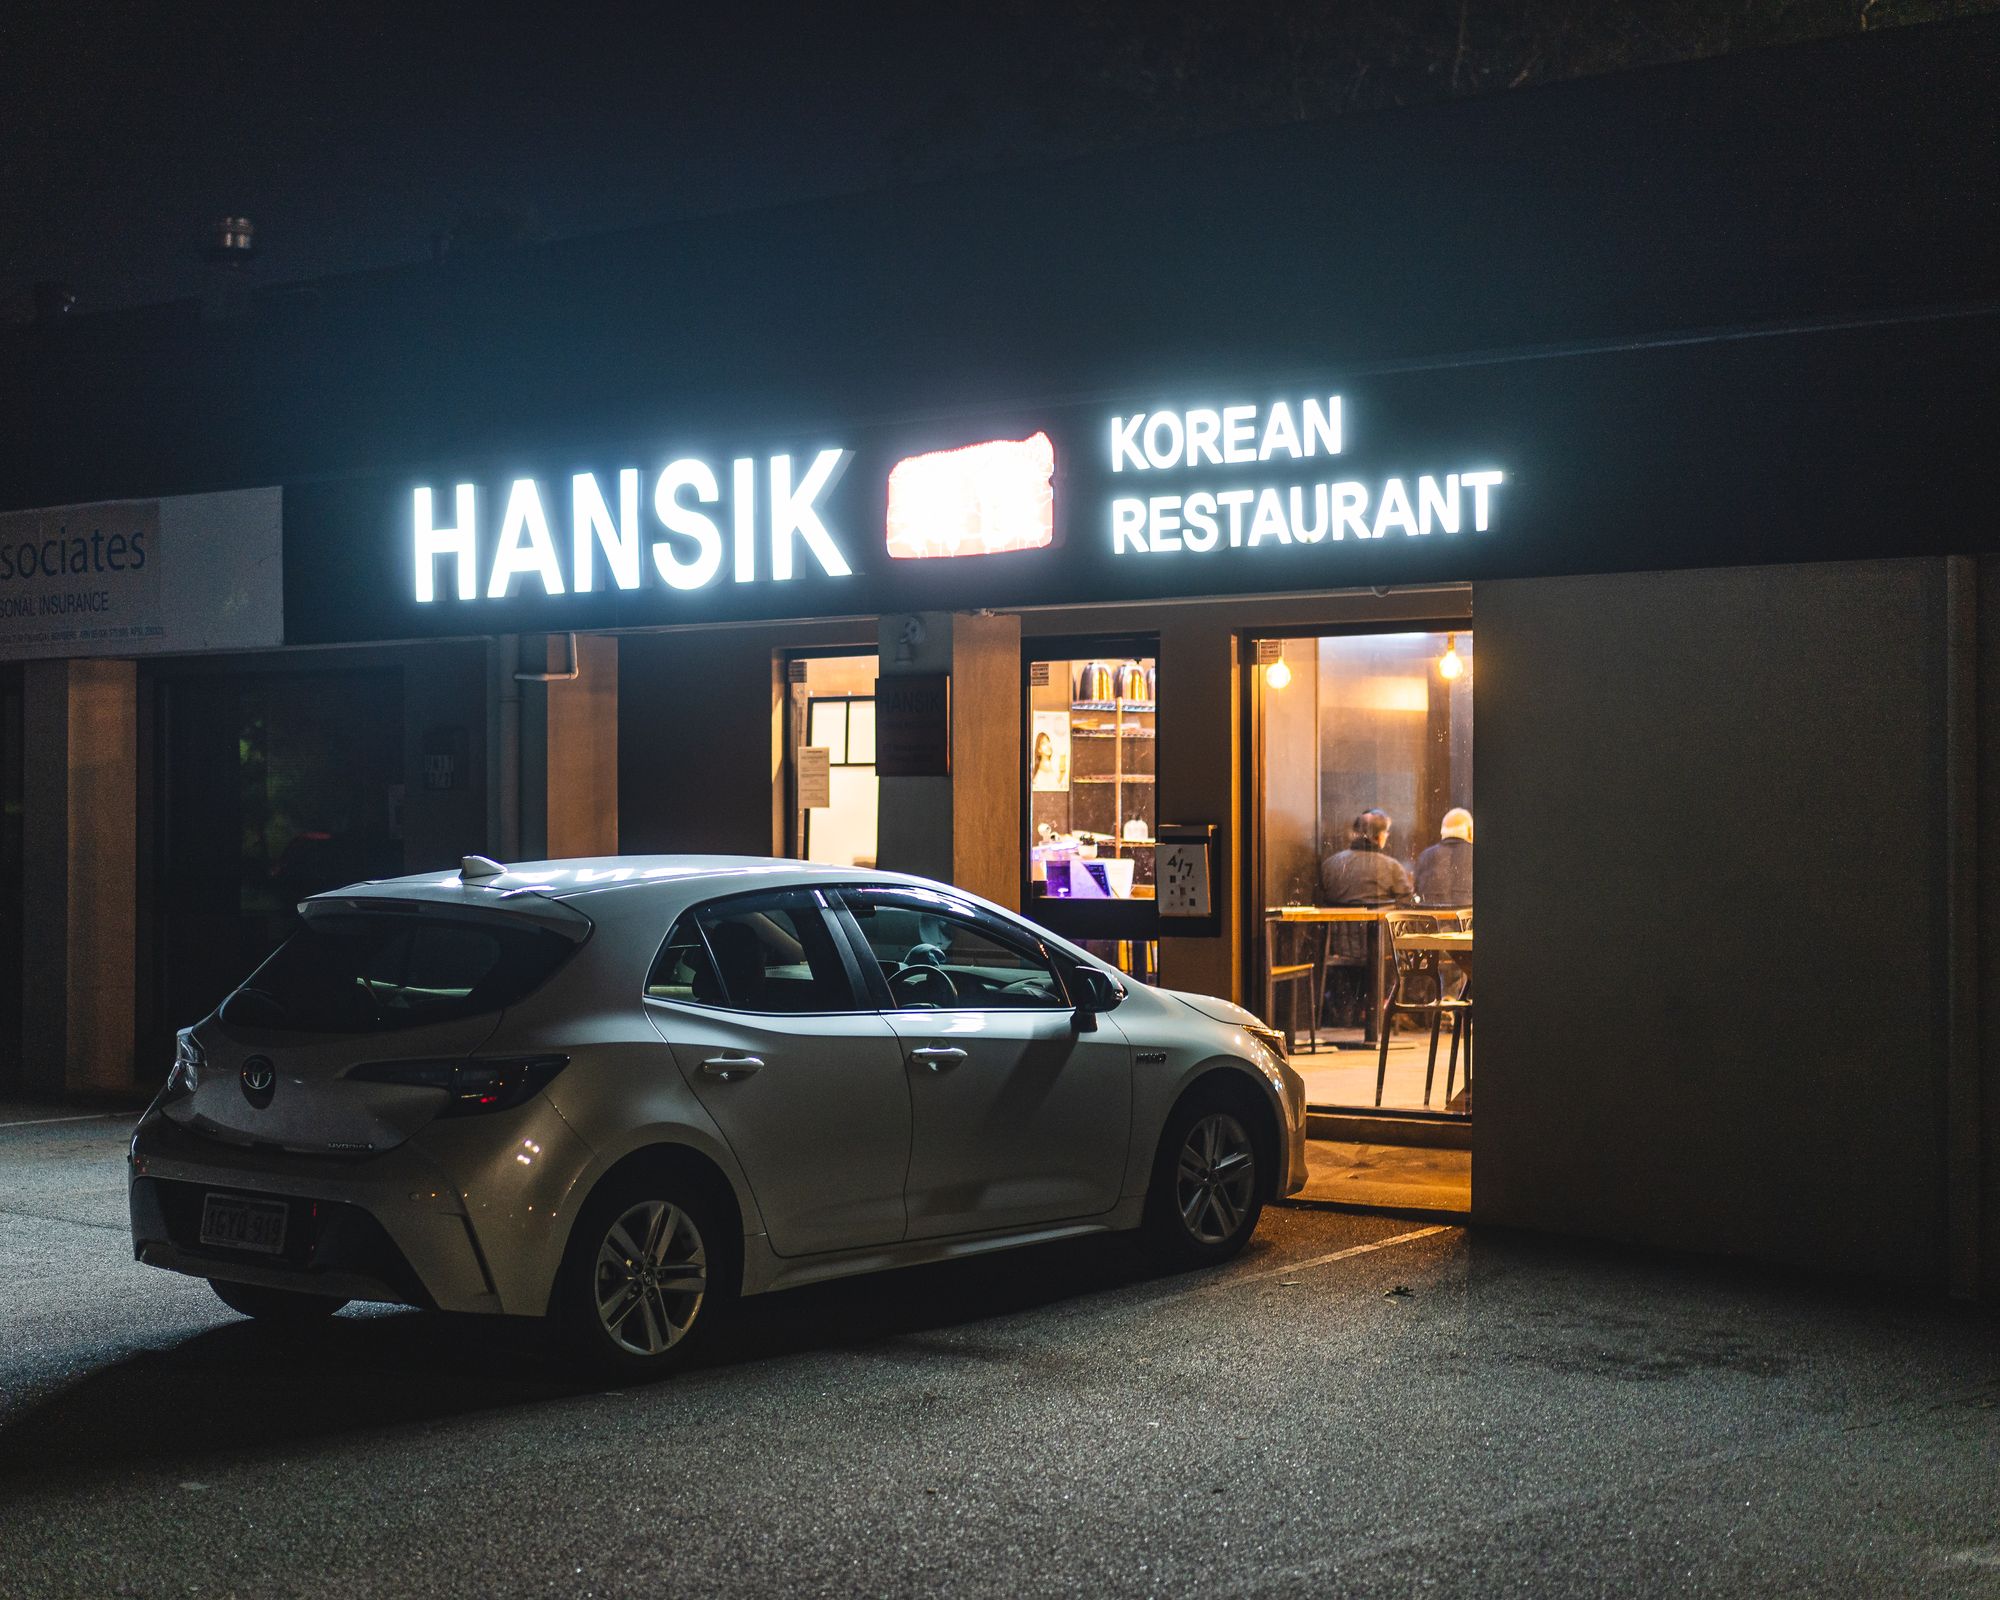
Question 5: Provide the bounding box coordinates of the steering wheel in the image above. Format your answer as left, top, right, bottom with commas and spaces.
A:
888, 962, 959, 1006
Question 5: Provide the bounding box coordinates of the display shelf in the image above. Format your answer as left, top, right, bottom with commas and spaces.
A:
1070, 700, 1156, 713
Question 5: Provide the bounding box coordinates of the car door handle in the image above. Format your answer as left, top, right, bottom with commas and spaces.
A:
699, 1055, 763, 1081
909, 1046, 968, 1072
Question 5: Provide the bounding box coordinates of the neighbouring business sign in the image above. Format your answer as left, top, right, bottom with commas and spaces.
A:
0, 488, 283, 661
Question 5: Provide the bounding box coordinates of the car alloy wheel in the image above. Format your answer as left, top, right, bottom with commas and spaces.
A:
593, 1199, 708, 1358
1175, 1111, 1257, 1246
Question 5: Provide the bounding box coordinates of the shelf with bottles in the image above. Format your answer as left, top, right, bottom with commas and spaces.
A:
1070, 699, 1155, 714
1071, 725, 1156, 740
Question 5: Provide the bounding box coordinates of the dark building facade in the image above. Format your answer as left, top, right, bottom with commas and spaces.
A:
3, 20, 1997, 1296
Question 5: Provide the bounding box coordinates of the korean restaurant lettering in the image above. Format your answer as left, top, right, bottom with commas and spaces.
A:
1105, 396, 1503, 555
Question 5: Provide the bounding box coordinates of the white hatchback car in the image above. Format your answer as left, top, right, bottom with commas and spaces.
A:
130, 856, 1306, 1377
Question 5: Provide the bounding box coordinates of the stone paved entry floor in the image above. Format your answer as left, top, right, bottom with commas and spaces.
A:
1295, 1138, 1471, 1213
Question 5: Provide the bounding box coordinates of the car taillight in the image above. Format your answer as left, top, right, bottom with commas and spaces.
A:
347, 1055, 570, 1116
167, 1029, 205, 1094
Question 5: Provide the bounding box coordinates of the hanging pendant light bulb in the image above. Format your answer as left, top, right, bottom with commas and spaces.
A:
1264, 657, 1292, 690
1438, 633, 1464, 681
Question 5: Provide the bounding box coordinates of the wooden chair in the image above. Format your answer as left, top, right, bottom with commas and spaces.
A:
1313, 917, 1374, 1034
1376, 911, 1472, 1107
1263, 916, 1317, 1052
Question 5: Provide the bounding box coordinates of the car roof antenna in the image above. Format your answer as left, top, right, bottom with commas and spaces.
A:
460, 855, 507, 883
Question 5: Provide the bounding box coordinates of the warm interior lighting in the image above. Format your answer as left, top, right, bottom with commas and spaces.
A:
1264, 658, 1292, 690
1437, 634, 1464, 681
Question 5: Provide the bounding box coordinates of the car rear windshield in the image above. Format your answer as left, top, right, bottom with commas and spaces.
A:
219, 912, 578, 1034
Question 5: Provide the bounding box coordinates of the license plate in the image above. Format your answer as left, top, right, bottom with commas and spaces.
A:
199, 1193, 289, 1255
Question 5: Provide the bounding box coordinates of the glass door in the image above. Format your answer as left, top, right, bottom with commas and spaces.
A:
785, 653, 879, 868
1252, 628, 1474, 1115
149, 667, 406, 1065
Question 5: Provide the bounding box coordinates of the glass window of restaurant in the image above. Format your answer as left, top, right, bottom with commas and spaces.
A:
1254, 628, 1474, 1116
1022, 635, 1159, 982
785, 652, 879, 869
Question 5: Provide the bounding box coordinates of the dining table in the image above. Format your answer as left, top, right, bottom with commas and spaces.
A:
1267, 905, 1392, 1047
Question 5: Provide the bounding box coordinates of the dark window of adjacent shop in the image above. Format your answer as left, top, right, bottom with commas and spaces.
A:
0, 666, 21, 1093
147, 668, 406, 1060
1022, 634, 1159, 981
1253, 628, 1474, 1117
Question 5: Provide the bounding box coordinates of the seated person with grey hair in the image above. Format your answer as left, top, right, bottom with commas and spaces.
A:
1319, 810, 1414, 906
1415, 808, 1474, 908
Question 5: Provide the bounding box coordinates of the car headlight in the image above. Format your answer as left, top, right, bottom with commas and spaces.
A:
1245, 1021, 1287, 1062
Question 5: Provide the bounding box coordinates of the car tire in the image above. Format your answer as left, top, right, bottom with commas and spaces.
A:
1144, 1090, 1266, 1268
209, 1278, 349, 1324
553, 1166, 737, 1383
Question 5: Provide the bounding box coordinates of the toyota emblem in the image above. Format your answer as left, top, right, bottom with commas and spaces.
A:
240, 1057, 276, 1109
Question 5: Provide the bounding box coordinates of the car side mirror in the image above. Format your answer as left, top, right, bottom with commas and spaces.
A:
1070, 966, 1125, 1031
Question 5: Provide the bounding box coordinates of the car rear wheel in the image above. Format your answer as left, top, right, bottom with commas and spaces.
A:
208, 1278, 349, 1324
1145, 1096, 1264, 1267
554, 1170, 735, 1382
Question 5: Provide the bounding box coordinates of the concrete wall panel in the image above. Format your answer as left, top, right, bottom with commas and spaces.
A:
1473, 561, 1949, 1284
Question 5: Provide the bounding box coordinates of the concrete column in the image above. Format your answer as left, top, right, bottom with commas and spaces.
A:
875, 611, 1021, 906
20, 659, 137, 1097
1155, 613, 1243, 1005
516, 634, 618, 861
545, 634, 619, 859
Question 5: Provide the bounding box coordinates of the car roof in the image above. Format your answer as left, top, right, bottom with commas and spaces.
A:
299, 854, 1106, 966
305, 855, 950, 911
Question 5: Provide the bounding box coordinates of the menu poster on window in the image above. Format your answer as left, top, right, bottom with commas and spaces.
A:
796, 746, 832, 809
1157, 827, 1214, 918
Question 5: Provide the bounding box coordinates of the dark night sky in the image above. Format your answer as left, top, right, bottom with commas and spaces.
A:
6, 3, 1983, 316
1, 3, 1008, 313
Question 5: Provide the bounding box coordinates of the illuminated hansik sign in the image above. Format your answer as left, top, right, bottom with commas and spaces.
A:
413, 448, 854, 602
1106, 396, 1502, 555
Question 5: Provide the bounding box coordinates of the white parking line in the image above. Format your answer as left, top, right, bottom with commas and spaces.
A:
1241, 1223, 1452, 1284
0, 1112, 130, 1131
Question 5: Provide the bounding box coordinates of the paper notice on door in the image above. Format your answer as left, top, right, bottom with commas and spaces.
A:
796, 746, 832, 809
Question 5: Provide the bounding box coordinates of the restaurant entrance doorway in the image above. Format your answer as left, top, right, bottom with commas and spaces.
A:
785, 653, 879, 868
1251, 627, 1475, 1122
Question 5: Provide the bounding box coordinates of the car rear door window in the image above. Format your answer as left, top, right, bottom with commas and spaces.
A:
835, 888, 1069, 1011
646, 890, 857, 1014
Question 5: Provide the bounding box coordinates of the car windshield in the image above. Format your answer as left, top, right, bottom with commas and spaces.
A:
219, 912, 578, 1033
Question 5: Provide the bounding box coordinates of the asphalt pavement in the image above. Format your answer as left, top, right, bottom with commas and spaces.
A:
1, 1103, 1996, 1599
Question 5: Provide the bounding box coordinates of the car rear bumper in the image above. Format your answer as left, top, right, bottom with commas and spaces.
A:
128, 1098, 591, 1315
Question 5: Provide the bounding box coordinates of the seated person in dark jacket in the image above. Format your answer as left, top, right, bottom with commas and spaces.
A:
1414, 808, 1474, 907
1319, 810, 1415, 905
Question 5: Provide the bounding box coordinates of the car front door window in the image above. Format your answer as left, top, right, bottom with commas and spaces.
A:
837, 890, 1067, 1011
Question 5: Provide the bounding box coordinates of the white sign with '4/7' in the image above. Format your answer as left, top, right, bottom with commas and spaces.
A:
1157, 836, 1212, 918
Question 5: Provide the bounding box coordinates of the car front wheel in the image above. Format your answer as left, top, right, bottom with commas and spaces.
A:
1146, 1098, 1264, 1266
554, 1171, 734, 1381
